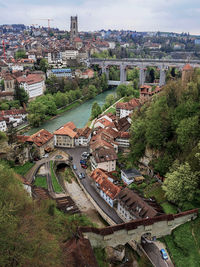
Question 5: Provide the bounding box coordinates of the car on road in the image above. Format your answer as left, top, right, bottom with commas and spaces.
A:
73, 164, 77, 170
81, 164, 87, 169
78, 173, 85, 179
80, 159, 87, 165
160, 249, 168, 260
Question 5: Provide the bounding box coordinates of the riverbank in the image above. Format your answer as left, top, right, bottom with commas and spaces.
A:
24, 87, 117, 135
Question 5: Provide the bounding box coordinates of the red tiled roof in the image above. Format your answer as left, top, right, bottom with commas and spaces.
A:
183, 63, 193, 71
18, 129, 53, 147
54, 122, 77, 138
0, 109, 26, 117
91, 168, 121, 200
17, 73, 44, 85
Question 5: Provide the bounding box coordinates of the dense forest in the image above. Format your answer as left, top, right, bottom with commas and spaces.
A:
0, 161, 95, 267
129, 69, 200, 208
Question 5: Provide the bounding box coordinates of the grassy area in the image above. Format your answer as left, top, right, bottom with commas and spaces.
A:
161, 216, 200, 267
105, 106, 116, 114
13, 162, 34, 176
50, 161, 63, 193
33, 176, 48, 189
93, 248, 109, 267
160, 202, 178, 214
57, 100, 81, 114
144, 182, 178, 214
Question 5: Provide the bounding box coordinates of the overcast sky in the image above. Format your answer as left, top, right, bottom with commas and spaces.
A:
0, 0, 200, 34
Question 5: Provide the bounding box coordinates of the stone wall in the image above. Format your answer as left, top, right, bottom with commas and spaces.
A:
80, 209, 198, 248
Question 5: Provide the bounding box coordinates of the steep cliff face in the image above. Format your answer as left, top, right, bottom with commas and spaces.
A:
139, 147, 161, 176
0, 140, 29, 164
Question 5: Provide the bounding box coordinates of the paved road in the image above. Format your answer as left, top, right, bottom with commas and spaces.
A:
62, 147, 123, 224
142, 242, 171, 267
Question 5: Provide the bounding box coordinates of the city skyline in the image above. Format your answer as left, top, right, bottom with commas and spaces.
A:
0, 0, 200, 34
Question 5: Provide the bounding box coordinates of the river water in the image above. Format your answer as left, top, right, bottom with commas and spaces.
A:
25, 87, 116, 135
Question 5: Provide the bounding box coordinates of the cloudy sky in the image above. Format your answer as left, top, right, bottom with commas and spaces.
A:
0, 0, 200, 34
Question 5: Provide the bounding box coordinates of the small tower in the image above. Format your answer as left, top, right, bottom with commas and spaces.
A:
182, 64, 193, 84
70, 16, 78, 42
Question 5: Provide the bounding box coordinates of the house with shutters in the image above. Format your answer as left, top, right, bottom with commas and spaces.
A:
90, 168, 121, 207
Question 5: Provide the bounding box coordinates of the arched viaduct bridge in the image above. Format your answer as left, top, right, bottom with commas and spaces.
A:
80, 209, 198, 249
89, 58, 200, 86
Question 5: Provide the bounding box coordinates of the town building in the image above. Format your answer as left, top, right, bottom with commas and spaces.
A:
75, 126, 92, 146
17, 129, 54, 158
116, 188, 159, 222
54, 122, 77, 148
121, 168, 144, 185
0, 117, 7, 132
47, 68, 72, 78
91, 168, 121, 207
116, 98, 140, 118
91, 147, 118, 172
140, 85, 162, 101
16, 73, 45, 99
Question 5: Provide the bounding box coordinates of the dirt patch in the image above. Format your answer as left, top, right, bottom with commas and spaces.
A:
64, 180, 106, 227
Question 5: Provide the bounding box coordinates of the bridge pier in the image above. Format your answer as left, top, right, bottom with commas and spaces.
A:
101, 65, 109, 80
159, 68, 166, 86
120, 64, 127, 84
139, 68, 146, 86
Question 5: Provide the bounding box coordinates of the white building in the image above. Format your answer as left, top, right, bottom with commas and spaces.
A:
121, 169, 144, 185
0, 117, 7, 132
61, 49, 78, 61
17, 73, 45, 99
75, 127, 92, 147
90, 147, 117, 172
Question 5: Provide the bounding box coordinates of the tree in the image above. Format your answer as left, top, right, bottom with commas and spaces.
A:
0, 102, 9, 110
116, 84, 127, 97
28, 101, 46, 127
15, 50, 26, 59
14, 82, 29, 106
162, 162, 198, 206
91, 102, 101, 119
88, 85, 97, 99
105, 94, 115, 106
39, 58, 48, 73
176, 115, 200, 151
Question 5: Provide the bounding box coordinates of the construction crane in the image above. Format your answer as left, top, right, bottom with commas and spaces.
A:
2, 40, 9, 61
39, 19, 53, 30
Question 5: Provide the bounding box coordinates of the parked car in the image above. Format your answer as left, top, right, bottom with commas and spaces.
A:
160, 249, 168, 260
81, 164, 87, 169
78, 173, 82, 179
78, 173, 85, 179
73, 164, 77, 170
80, 159, 87, 165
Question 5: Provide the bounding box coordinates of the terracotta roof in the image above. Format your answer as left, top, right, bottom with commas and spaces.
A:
17, 73, 44, 85
91, 168, 121, 200
76, 126, 91, 139
0, 109, 26, 117
114, 117, 131, 132
54, 122, 77, 138
92, 147, 118, 163
117, 131, 130, 138
74, 37, 82, 42
183, 63, 193, 71
116, 98, 140, 111
19, 129, 53, 147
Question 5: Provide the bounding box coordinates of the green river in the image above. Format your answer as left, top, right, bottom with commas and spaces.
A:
25, 87, 116, 135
